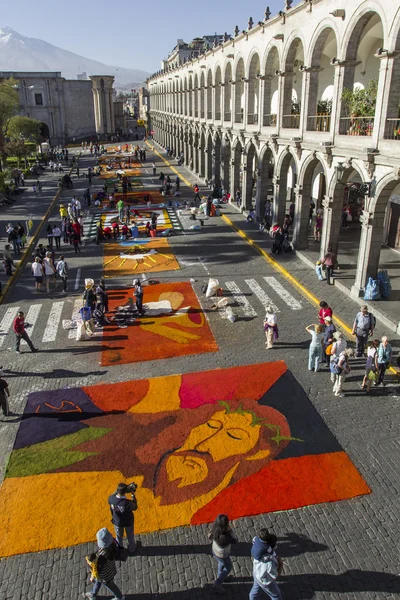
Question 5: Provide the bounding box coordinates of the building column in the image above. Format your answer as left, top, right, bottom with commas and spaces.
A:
242, 153, 253, 211
320, 193, 342, 258
292, 184, 309, 250
90, 76, 115, 136
372, 54, 399, 144
274, 176, 287, 227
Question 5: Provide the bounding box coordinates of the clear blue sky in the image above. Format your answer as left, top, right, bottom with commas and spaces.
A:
2, 0, 293, 73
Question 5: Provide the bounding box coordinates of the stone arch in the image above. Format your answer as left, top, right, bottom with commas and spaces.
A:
247, 51, 261, 125
294, 154, 329, 249
234, 56, 245, 123
243, 141, 258, 210
206, 69, 213, 119
383, 17, 400, 137
256, 144, 275, 220
275, 149, 300, 226
222, 134, 232, 193
199, 129, 206, 177
214, 65, 222, 120
200, 71, 205, 118
40, 122, 50, 140
261, 45, 280, 127
282, 35, 305, 129
223, 61, 233, 121
194, 73, 199, 117
339, 9, 385, 133
307, 24, 338, 132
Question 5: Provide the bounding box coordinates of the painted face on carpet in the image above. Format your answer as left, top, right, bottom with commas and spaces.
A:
103, 238, 180, 277
0, 363, 370, 557
101, 282, 218, 365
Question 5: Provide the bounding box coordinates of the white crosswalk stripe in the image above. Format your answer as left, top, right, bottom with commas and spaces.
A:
225, 281, 257, 317
69, 299, 82, 339
21, 304, 42, 345
244, 279, 280, 313
263, 276, 302, 310
42, 302, 64, 342
0, 307, 20, 347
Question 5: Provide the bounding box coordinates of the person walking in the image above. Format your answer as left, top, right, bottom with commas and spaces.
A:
32, 256, 44, 292
306, 323, 323, 372
318, 301, 332, 326
330, 348, 353, 397
57, 255, 69, 294
352, 305, 375, 357
72, 231, 81, 253
46, 224, 54, 248
264, 306, 278, 349
208, 514, 237, 594
249, 529, 283, 600
13, 311, 38, 353
84, 528, 125, 600
321, 248, 335, 285
52, 225, 62, 250
152, 161, 156, 175
108, 483, 137, 554
322, 316, 336, 365
117, 198, 125, 222
361, 339, 379, 392
376, 335, 392, 386
0, 374, 10, 417
133, 279, 144, 315
8, 227, 20, 256
3, 245, 14, 276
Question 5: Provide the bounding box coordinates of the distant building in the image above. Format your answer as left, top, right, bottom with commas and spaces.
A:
77, 72, 87, 80
161, 35, 228, 69
138, 87, 150, 125
0, 71, 116, 144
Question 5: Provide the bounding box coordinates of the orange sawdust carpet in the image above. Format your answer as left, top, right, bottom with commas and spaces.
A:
101, 282, 218, 366
103, 238, 180, 277
99, 168, 142, 179
0, 362, 370, 557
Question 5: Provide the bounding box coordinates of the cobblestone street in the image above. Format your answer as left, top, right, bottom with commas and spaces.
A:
0, 145, 399, 600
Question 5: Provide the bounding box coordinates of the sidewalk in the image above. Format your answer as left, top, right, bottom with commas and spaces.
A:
150, 140, 400, 336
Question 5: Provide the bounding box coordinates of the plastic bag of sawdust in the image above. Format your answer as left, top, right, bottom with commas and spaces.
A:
216, 297, 229, 308
205, 278, 219, 298
225, 307, 238, 323
62, 319, 77, 330
76, 321, 90, 341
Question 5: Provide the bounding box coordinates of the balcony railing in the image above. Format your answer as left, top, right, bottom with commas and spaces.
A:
339, 116, 374, 136
263, 114, 277, 127
235, 112, 244, 123
247, 113, 259, 125
224, 111, 231, 121
307, 114, 331, 132
282, 114, 300, 128
384, 118, 400, 140
215, 111, 221, 121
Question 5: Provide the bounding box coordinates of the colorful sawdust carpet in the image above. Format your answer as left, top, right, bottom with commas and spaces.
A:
0, 362, 370, 557
103, 238, 180, 277
101, 281, 218, 366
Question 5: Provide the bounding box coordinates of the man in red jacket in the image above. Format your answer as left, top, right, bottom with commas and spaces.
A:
13, 311, 38, 353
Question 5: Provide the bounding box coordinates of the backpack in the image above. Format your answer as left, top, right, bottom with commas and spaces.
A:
330, 355, 342, 375
253, 553, 279, 584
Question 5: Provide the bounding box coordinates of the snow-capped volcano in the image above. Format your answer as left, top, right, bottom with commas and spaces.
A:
0, 27, 149, 89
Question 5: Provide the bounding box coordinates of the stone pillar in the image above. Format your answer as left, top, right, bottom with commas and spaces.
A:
90, 76, 115, 136
232, 150, 241, 202
320, 193, 341, 258
373, 54, 399, 144
242, 153, 253, 211
292, 184, 309, 250
273, 176, 285, 225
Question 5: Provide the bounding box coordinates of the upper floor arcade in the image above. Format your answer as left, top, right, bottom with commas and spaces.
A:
147, 0, 400, 157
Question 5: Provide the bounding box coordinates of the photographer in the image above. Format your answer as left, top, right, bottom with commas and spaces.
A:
108, 483, 137, 554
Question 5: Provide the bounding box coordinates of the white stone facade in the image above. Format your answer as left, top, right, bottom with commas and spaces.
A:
0, 71, 116, 144
147, 0, 400, 296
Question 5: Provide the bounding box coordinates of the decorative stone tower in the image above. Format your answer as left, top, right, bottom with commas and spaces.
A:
90, 75, 115, 136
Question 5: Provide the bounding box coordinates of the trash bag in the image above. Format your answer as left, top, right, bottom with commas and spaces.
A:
189, 224, 201, 230
377, 269, 391, 299
216, 297, 229, 308
364, 277, 381, 301
206, 278, 219, 298
225, 306, 238, 322
76, 321, 90, 341
62, 319, 77, 330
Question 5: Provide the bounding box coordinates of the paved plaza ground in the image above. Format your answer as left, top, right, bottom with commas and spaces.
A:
0, 144, 399, 600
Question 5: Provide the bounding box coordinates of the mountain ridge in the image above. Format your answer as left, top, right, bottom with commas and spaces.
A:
0, 27, 150, 89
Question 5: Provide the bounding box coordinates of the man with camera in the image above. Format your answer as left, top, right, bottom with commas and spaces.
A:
108, 483, 137, 554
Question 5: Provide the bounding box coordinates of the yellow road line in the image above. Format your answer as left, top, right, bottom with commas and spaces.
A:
146, 142, 193, 188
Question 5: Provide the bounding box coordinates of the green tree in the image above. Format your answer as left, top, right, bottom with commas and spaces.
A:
341, 79, 378, 117
0, 77, 20, 171
4, 140, 32, 168
7, 115, 41, 142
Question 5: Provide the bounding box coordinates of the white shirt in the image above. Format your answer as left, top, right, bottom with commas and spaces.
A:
332, 338, 347, 357
32, 262, 43, 276
264, 312, 277, 326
